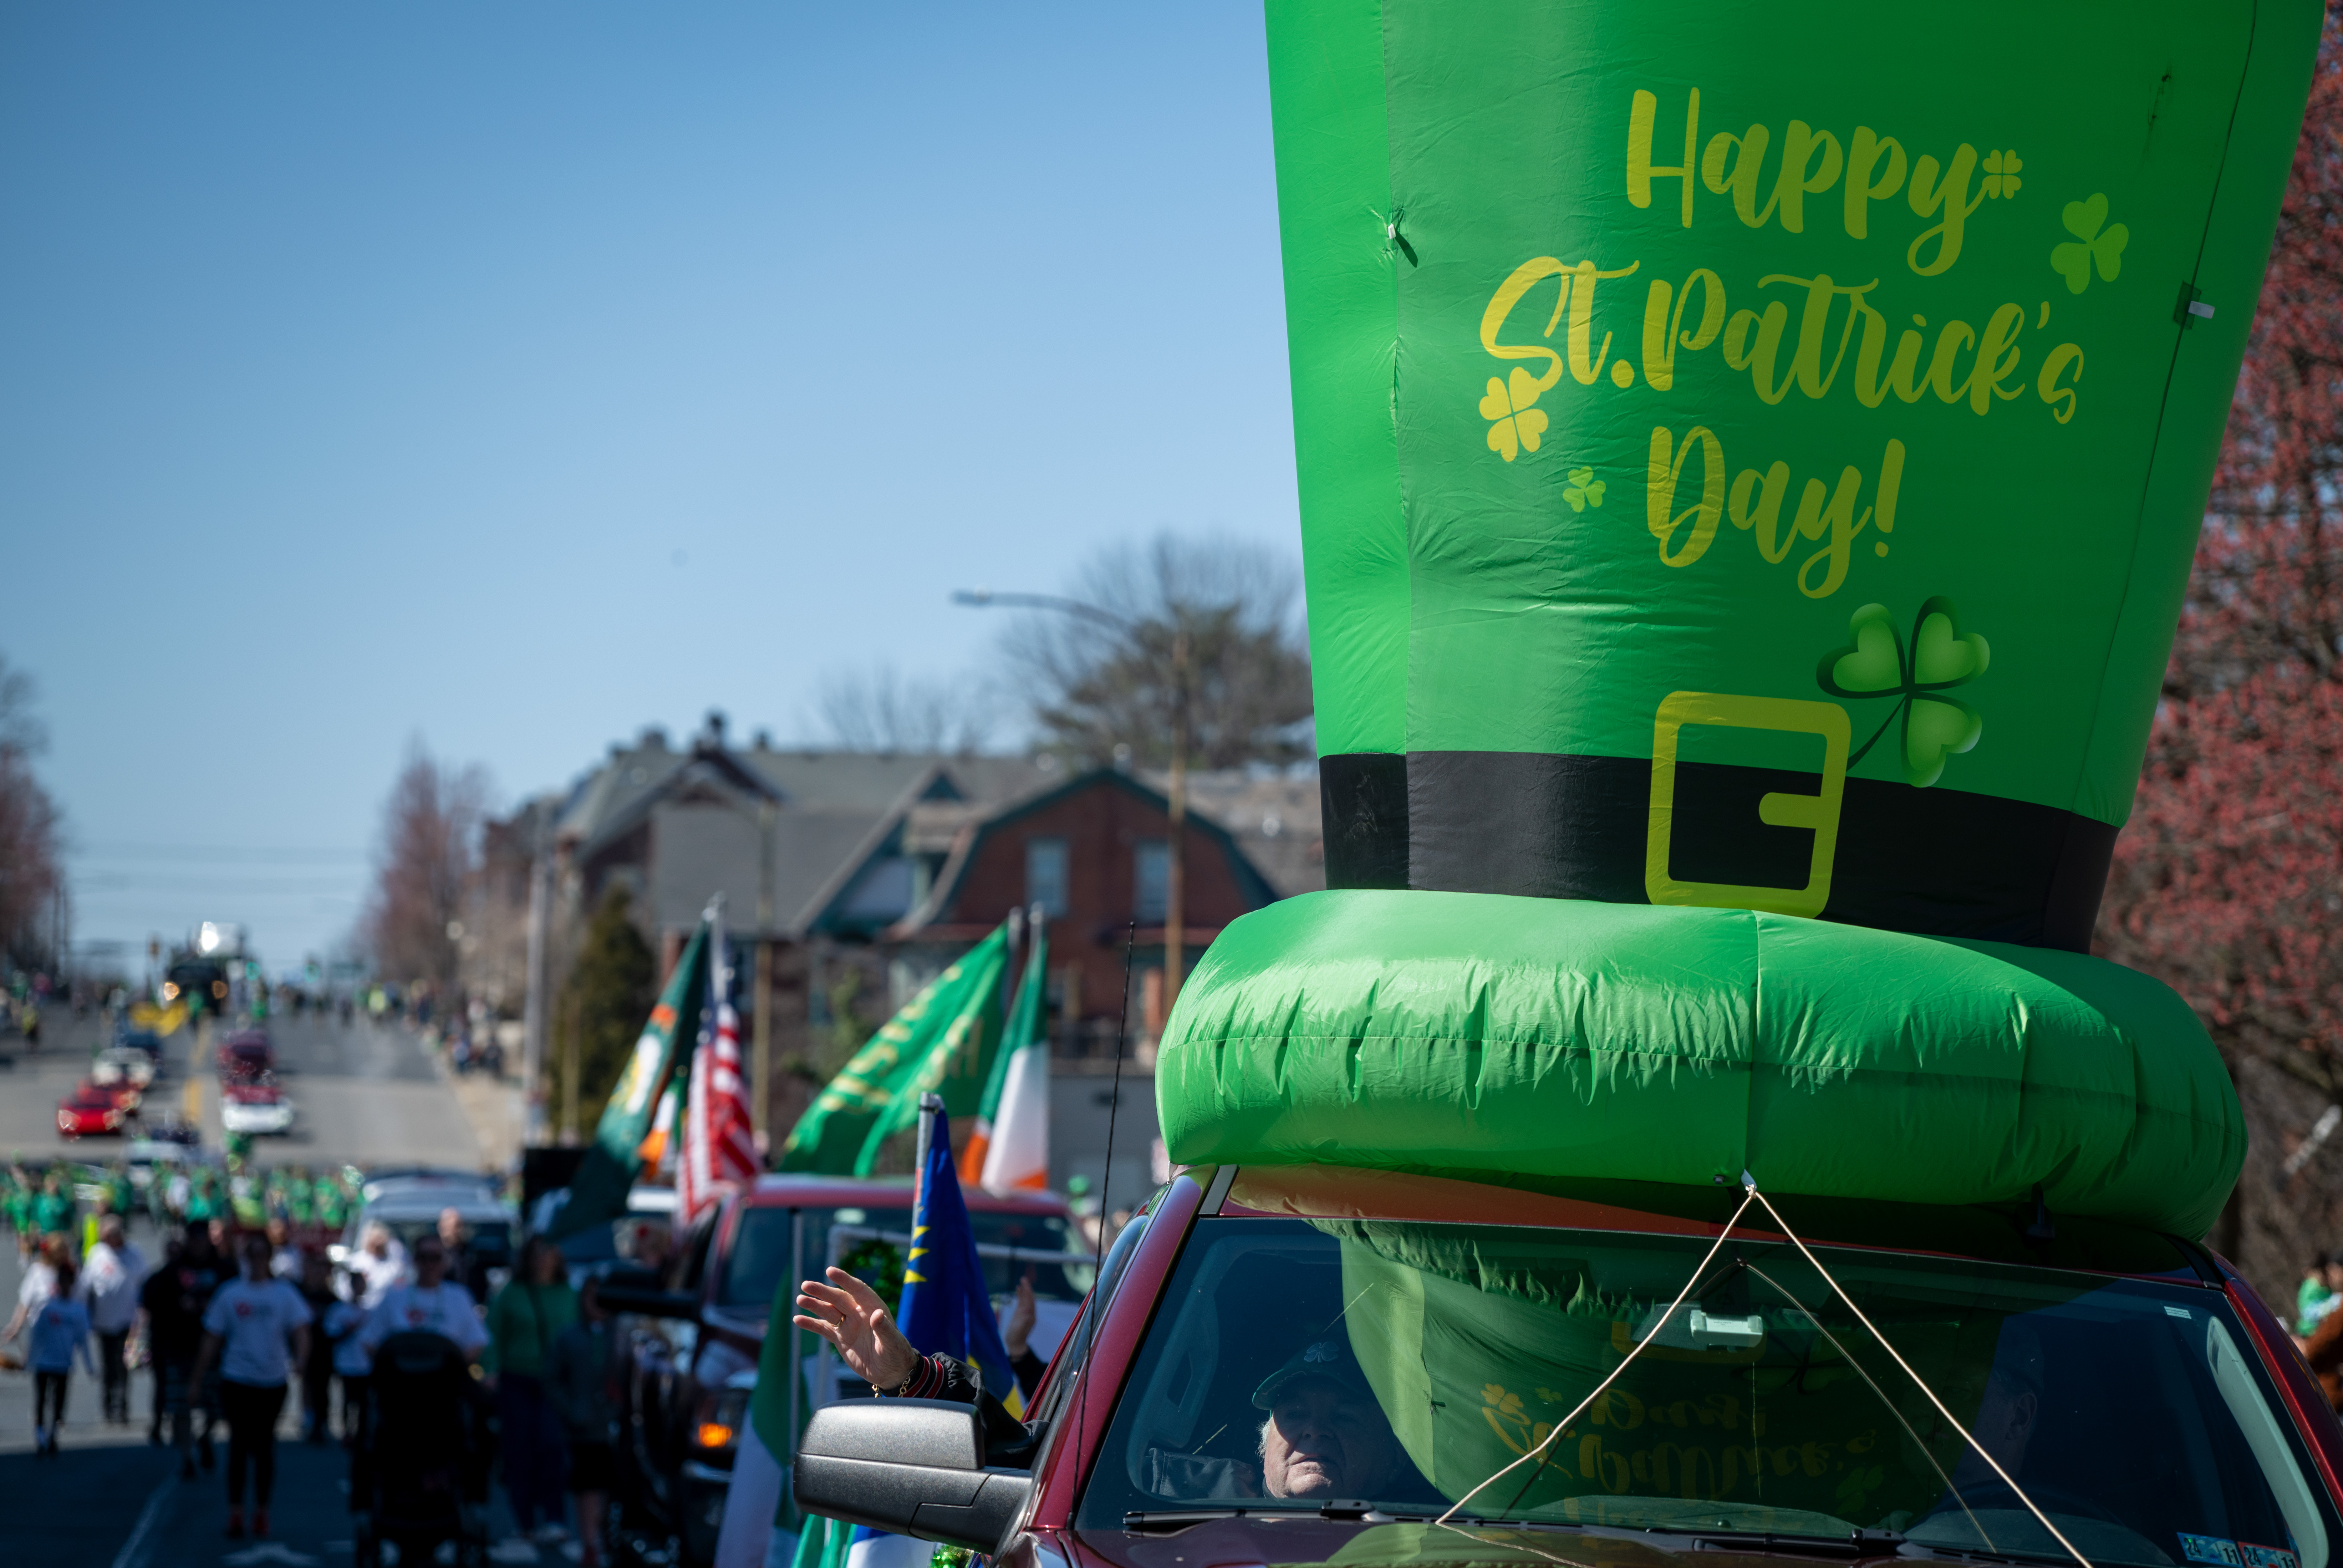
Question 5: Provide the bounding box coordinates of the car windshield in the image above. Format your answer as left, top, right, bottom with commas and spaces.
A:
719, 1205, 1095, 1310
1078, 1218, 2337, 1568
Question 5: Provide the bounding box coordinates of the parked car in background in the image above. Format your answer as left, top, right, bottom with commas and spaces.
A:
57, 1082, 129, 1138
220, 1080, 293, 1136
114, 1026, 165, 1059
123, 1138, 198, 1195
601, 1175, 1089, 1567
334, 1171, 512, 1296
92, 1046, 157, 1089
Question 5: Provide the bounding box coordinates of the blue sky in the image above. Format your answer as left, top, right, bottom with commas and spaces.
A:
0, 4, 1298, 970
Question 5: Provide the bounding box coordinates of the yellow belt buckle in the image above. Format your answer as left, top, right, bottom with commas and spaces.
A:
1644, 692, 1850, 919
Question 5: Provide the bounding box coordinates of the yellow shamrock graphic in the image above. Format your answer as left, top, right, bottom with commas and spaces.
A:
1480, 367, 1549, 462
2050, 194, 2127, 294
1982, 150, 2022, 199
1563, 466, 1605, 513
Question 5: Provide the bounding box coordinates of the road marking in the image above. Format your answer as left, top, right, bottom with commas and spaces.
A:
108, 1467, 176, 1568
182, 1074, 203, 1124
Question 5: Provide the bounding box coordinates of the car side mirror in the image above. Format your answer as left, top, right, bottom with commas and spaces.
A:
794, 1399, 1033, 1555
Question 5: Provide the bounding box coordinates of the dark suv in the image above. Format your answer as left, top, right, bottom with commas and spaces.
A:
605, 1174, 1087, 1566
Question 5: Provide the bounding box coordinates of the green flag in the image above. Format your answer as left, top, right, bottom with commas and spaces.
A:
777, 924, 1009, 1176
550, 921, 709, 1240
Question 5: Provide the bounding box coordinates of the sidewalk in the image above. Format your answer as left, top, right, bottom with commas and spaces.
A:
423, 1034, 527, 1173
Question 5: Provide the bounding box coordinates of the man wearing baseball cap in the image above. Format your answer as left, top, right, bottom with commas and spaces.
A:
1252, 1335, 1427, 1502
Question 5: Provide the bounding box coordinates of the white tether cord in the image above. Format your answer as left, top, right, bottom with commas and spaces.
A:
1434, 1188, 1756, 1526
1739, 1175, 2095, 1568
1741, 1261, 1991, 1550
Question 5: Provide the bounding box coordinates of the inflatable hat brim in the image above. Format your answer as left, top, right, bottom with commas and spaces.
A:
1157, 891, 2241, 1240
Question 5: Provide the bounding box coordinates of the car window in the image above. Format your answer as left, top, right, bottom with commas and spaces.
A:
1079, 1217, 2339, 1568
716, 1205, 1095, 1312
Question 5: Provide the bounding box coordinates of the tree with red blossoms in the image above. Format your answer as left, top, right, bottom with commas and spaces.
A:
2100, 5, 2343, 1300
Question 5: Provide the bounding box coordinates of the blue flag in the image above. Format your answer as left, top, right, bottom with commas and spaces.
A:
898, 1106, 1021, 1417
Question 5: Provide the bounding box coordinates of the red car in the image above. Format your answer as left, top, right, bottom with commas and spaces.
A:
217, 1029, 273, 1084
795, 1164, 2343, 1568
605, 1175, 1087, 1565
56, 1082, 128, 1138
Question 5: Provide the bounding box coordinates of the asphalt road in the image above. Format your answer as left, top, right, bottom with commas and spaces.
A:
0, 1006, 484, 1171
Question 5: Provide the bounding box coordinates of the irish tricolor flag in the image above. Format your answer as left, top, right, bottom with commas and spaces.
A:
960, 913, 1050, 1194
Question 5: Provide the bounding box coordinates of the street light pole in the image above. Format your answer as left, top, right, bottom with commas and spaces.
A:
951, 588, 1191, 1004
1164, 626, 1189, 1007
754, 797, 776, 1144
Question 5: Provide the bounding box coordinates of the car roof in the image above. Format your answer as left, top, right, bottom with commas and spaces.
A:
360, 1194, 508, 1223
1209, 1164, 2207, 1282
742, 1173, 1072, 1217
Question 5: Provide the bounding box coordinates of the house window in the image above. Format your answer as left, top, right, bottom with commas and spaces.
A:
1026, 837, 1070, 918
1134, 840, 1170, 922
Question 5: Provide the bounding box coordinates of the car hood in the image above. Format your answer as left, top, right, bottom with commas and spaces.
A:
1068, 1520, 1897, 1568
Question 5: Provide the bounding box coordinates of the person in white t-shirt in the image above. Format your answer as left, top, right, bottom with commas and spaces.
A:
344, 1223, 408, 1309
191, 1235, 312, 1542
361, 1234, 487, 1362
78, 1217, 147, 1424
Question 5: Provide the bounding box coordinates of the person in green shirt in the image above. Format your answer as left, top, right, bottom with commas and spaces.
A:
2300, 1253, 2343, 1338
30, 1170, 74, 1240
3, 1168, 29, 1261
315, 1176, 346, 1233
486, 1238, 580, 1539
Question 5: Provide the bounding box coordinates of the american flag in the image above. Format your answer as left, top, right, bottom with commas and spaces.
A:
678, 913, 760, 1224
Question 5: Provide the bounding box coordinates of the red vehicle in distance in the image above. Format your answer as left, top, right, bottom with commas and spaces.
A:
57, 1081, 129, 1138
216, 1029, 274, 1084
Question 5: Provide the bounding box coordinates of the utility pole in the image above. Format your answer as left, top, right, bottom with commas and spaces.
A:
521, 846, 552, 1145
1164, 625, 1189, 1007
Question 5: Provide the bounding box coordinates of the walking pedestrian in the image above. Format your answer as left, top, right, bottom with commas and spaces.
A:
322, 1267, 372, 1442
2, 1231, 62, 1344
347, 1222, 407, 1308
138, 1221, 230, 1477
550, 1275, 622, 1568
296, 1253, 338, 1442
28, 1255, 93, 1454
360, 1234, 486, 1358
486, 1236, 578, 1545
190, 1233, 312, 1540
80, 1215, 148, 1423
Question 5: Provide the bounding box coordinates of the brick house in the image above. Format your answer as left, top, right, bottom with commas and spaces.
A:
525, 716, 1322, 1197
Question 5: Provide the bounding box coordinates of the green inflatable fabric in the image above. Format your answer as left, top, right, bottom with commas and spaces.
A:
1157, 890, 2242, 1238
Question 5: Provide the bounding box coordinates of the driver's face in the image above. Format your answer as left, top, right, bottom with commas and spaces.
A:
1261, 1378, 1399, 1499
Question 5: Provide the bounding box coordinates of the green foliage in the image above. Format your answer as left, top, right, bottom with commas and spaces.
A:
554, 885, 657, 1133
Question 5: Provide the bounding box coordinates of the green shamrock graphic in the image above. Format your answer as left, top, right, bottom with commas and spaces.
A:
2050, 194, 2127, 294
1563, 466, 1606, 512
1982, 150, 2022, 199
1815, 597, 1990, 788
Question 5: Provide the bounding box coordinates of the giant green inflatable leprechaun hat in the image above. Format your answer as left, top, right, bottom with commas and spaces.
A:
1156, 0, 2323, 1238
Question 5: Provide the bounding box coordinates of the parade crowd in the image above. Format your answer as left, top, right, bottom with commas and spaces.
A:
0, 1159, 624, 1562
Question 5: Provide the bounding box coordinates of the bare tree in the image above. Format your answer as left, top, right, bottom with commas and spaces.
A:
360, 740, 492, 1003
1001, 532, 1313, 768
810, 663, 996, 754
0, 653, 62, 969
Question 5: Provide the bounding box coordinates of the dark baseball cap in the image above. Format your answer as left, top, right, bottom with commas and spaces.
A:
1253, 1334, 1375, 1410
